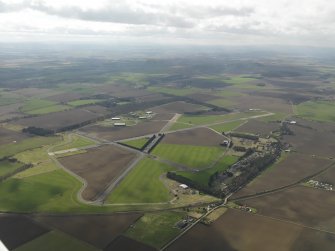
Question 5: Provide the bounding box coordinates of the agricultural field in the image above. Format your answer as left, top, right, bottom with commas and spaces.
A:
58, 145, 137, 201
0, 91, 24, 106
121, 137, 149, 149
235, 119, 280, 137
67, 99, 103, 107
14, 231, 98, 251
230, 94, 293, 114
296, 100, 335, 123
163, 127, 226, 146
107, 158, 174, 204
151, 101, 209, 114
14, 109, 101, 131
238, 186, 335, 233
209, 120, 246, 133
148, 86, 204, 96
19, 99, 58, 113
0, 127, 30, 145
176, 110, 266, 127
152, 144, 224, 169
282, 119, 335, 157
3, 45, 335, 251
34, 214, 142, 249
0, 136, 61, 158
0, 215, 49, 250
105, 236, 156, 251
233, 153, 332, 198
125, 211, 186, 249
168, 209, 335, 251
52, 134, 96, 152
0, 159, 25, 177
176, 155, 238, 187
24, 105, 70, 115
0, 169, 88, 212
81, 120, 167, 141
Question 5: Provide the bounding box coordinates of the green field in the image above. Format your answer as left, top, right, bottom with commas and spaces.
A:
0, 92, 24, 106
0, 169, 85, 212
14, 146, 50, 164
52, 134, 96, 152
67, 99, 102, 107
125, 211, 186, 249
14, 231, 98, 251
148, 86, 203, 96
208, 98, 235, 108
258, 112, 287, 122
296, 100, 335, 122
223, 75, 264, 89
152, 144, 224, 169
20, 99, 58, 112
26, 104, 70, 115
14, 161, 59, 179
0, 159, 24, 177
210, 120, 246, 133
0, 136, 61, 158
121, 137, 149, 149
168, 122, 193, 131
107, 158, 174, 204
176, 155, 238, 187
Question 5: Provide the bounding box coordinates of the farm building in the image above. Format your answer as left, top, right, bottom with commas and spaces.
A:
111, 117, 121, 120
114, 122, 126, 126
179, 184, 188, 189
139, 116, 147, 119
146, 111, 153, 114
289, 120, 297, 124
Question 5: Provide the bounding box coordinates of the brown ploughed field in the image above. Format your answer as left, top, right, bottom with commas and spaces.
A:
233, 153, 332, 198
0, 127, 30, 145
151, 101, 208, 114
168, 209, 335, 251
58, 145, 137, 201
81, 121, 167, 141
105, 235, 157, 251
235, 119, 280, 137
14, 108, 101, 131
34, 213, 142, 249
0, 215, 49, 250
238, 186, 335, 233
163, 127, 225, 146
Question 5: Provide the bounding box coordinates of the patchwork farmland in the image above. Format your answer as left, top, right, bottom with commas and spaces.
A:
1, 46, 335, 251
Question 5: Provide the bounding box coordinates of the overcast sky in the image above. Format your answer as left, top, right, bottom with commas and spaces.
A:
0, 0, 334, 46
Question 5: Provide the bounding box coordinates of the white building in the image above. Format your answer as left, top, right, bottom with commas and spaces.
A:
114, 122, 126, 126
179, 184, 188, 189
111, 117, 121, 120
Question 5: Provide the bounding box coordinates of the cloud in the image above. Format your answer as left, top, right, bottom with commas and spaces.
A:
0, 0, 335, 46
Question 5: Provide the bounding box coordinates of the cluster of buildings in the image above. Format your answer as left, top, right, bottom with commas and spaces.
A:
112, 111, 154, 126
307, 180, 333, 191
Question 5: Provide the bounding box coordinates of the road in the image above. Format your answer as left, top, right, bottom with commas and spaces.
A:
160, 195, 231, 251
